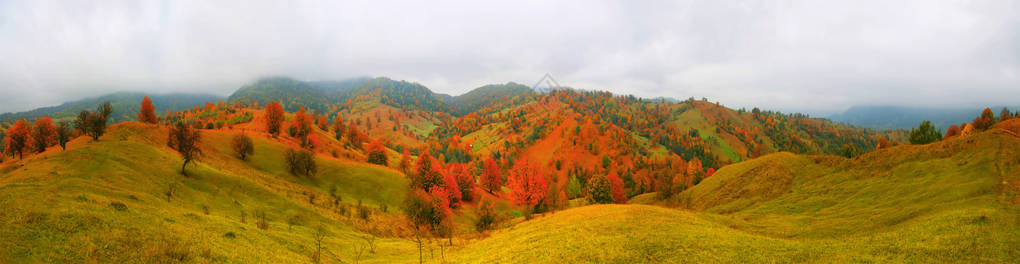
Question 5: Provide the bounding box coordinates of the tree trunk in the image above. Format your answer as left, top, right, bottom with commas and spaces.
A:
181, 160, 189, 176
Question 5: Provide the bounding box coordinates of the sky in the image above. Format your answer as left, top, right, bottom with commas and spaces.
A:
1, 0, 1018, 116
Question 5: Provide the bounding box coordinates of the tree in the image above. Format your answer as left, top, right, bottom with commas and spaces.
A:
999, 107, 1012, 122
449, 162, 475, 202
840, 144, 859, 158
285, 148, 317, 177
366, 140, 388, 165
442, 172, 461, 207
31, 116, 57, 153
231, 134, 254, 161
138, 96, 157, 124
332, 114, 345, 140
316, 115, 329, 131
480, 157, 502, 193
944, 125, 961, 139
76, 102, 112, 141
4, 120, 30, 159
607, 173, 627, 204
398, 149, 412, 174
908, 120, 942, 145
875, 138, 892, 149
972, 107, 996, 130
293, 107, 313, 146
56, 121, 73, 150
168, 122, 202, 176
586, 174, 612, 204
506, 159, 548, 210
412, 152, 443, 190
404, 188, 450, 233
265, 101, 285, 137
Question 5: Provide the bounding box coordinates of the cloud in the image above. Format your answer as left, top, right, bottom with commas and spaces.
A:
0, 0, 1017, 115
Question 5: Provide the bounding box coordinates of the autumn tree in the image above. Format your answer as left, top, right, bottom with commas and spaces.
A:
449, 162, 476, 202
944, 125, 961, 139
998, 107, 1012, 122
4, 120, 30, 159
168, 122, 202, 176
138, 96, 157, 124
972, 108, 996, 130
31, 116, 57, 153
293, 107, 313, 147
442, 172, 462, 207
55, 121, 72, 150
412, 152, 443, 190
875, 137, 892, 149
265, 101, 285, 137
231, 134, 254, 161
75, 102, 112, 141
586, 174, 613, 204
908, 120, 942, 145
366, 140, 388, 165
507, 158, 548, 211
480, 157, 502, 193
316, 115, 329, 131
332, 114, 345, 140
607, 173, 627, 204
398, 149, 412, 174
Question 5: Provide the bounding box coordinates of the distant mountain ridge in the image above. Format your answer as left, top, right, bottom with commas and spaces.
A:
0, 92, 223, 124
829, 105, 1018, 130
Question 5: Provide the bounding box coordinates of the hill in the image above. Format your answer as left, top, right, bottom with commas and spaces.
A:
452, 127, 1020, 262
0, 92, 222, 124
227, 77, 331, 113
0, 122, 417, 263
446, 82, 536, 116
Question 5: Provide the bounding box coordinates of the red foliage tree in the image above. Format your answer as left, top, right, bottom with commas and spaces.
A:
480, 156, 502, 193
265, 101, 285, 137
316, 115, 329, 131
138, 96, 157, 124
398, 149, 412, 174
944, 125, 961, 139
442, 172, 461, 207
293, 107, 314, 146
606, 173, 627, 204
972, 107, 996, 130
507, 158, 548, 209
876, 137, 893, 148
366, 139, 388, 165
412, 152, 443, 190
31, 116, 57, 153
4, 120, 30, 159
447, 162, 475, 202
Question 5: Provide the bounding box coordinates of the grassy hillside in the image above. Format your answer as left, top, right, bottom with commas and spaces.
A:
451, 128, 1020, 263
0, 123, 417, 263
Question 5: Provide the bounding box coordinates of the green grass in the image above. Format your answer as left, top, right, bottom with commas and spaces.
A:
0, 123, 416, 263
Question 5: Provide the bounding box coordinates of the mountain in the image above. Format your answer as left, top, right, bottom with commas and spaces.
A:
446, 82, 536, 116
829, 105, 1018, 131
0, 92, 223, 124
226, 77, 331, 113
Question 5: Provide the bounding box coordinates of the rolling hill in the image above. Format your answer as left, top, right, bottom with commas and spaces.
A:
452, 125, 1020, 263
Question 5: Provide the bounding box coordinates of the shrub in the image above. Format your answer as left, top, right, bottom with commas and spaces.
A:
231, 134, 254, 161
109, 202, 128, 211
945, 125, 961, 139
607, 173, 627, 204
223, 232, 237, 239
972, 108, 996, 130
255, 211, 269, 230
357, 200, 371, 221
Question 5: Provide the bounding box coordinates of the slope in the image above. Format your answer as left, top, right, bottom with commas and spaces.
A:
452, 128, 1020, 263
0, 92, 223, 124
0, 122, 416, 263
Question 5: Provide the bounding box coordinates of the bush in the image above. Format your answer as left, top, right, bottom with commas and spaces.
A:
109, 202, 128, 211
285, 148, 317, 177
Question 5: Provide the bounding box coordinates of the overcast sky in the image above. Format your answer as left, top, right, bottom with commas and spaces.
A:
1, 0, 1018, 115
